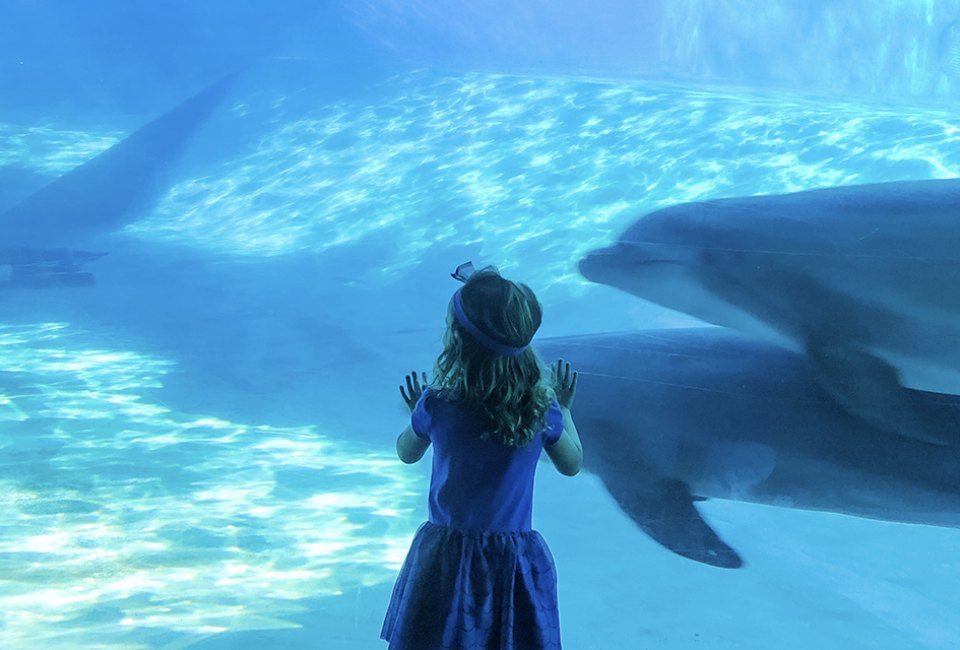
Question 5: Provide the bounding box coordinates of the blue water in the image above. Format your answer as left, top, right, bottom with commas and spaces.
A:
2, 2, 960, 649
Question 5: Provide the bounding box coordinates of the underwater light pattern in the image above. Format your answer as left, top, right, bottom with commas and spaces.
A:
0, 323, 420, 648
124, 74, 960, 288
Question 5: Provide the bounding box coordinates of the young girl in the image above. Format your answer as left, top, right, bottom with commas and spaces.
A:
381, 263, 583, 650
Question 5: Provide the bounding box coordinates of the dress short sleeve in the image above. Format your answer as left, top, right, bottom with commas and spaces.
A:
411, 389, 432, 439
542, 399, 564, 446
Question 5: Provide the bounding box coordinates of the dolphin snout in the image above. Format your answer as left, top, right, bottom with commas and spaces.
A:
579, 242, 672, 283
579, 246, 619, 283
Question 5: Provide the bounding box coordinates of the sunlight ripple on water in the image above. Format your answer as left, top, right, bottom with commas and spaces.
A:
0, 323, 420, 648
119, 73, 960, 290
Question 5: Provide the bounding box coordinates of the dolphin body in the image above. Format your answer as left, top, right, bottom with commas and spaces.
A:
535, 328, 960, 569
579, 179, 960, 445
0, 75, 234, 249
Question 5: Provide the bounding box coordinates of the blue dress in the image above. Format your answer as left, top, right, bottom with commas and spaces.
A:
381, 389, 565, 649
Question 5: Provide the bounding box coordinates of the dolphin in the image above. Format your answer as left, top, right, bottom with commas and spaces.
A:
0, 74, 235, 248
578, 179, 960, 446
536, 328, 960, 569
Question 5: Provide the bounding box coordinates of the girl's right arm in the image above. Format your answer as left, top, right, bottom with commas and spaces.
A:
546, 406, 583, 476
546, 359, 583, 476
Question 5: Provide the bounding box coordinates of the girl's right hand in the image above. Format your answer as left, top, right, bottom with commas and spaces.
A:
552, 359, 578, 409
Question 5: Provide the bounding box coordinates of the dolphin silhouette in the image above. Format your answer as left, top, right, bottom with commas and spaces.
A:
536, 328, 960, 569
0, 74, 235, 249
579, 179, 960, 445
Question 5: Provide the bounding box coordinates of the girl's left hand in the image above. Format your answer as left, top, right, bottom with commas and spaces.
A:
400, 371, 428, 411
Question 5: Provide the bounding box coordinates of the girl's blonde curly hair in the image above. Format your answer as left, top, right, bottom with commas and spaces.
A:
432, 267, 552, 447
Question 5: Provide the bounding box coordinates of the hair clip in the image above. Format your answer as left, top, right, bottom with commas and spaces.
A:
450, 261, 476, 283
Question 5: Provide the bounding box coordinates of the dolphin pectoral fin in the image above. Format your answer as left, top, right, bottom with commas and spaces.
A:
600, 475, 743, 569
807, 342, 960, 446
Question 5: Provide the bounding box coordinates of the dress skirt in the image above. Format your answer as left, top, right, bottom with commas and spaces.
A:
381, 521, 562, 649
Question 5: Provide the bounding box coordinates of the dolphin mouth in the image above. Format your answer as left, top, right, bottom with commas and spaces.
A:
579, 244, 682, 282
579, 248, 615, 283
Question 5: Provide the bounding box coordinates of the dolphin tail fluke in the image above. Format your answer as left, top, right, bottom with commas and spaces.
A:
807, 342, 960, 446
601, 475, 744, 569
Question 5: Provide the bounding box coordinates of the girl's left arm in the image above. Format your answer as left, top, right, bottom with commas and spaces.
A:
397, 426, 430, 463
397, 371, 431, 463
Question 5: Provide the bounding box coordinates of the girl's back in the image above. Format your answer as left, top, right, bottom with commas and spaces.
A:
413, 389, 564, 532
